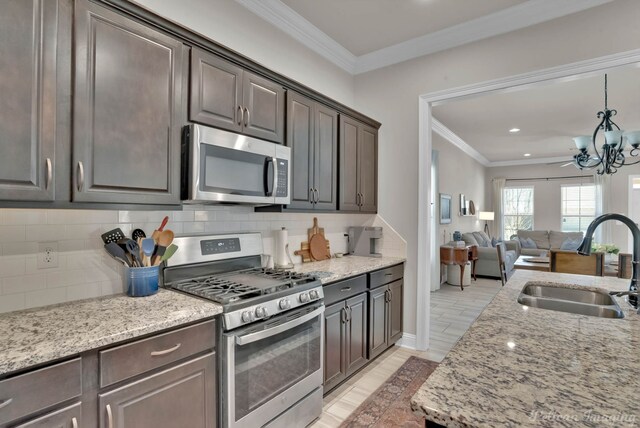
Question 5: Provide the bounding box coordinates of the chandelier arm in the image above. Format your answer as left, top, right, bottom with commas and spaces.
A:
591, 115, 607, 162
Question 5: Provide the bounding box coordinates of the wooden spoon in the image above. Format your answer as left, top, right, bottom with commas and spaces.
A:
152, 229, 174, 265
152, 216, 170, 242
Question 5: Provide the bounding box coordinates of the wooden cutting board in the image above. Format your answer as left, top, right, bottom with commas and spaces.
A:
308, 217, 331, 261
294, 242, 312, 263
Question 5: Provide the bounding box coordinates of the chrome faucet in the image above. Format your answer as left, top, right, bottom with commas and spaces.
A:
577, 213, 640, 308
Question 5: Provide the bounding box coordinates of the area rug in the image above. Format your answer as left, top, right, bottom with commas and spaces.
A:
339, 356, 439, 428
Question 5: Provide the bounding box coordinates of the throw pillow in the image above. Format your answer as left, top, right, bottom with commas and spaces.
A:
491, 237, 503, 247
472, 232, 490, 247
560, 237, 582, 251
520, 237, 537, 249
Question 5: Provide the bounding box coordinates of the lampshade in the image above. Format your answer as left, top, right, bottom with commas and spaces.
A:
604, 130, 624, 147
573, 136, 591, 150
624, 131, 640, 148
478, 211, 494, 221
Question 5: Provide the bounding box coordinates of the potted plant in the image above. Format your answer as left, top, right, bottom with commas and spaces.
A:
591, 243, 620, 263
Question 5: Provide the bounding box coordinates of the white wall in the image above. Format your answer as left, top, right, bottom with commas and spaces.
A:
433, 134, 486, 246
132, 0, 355, 107
353, 0, 640, 335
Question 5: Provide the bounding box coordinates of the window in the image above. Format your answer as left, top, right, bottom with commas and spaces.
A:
503, 187, 534, 239
561, 185, 595, 232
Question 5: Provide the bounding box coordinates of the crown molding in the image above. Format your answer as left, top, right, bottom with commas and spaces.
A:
432, 118, 491, 167
489, 156, 572, 167
235, 0, 611, 75
234, 0, 356, 73
354, 0, 612, 74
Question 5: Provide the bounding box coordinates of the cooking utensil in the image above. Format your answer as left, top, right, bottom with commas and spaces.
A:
159, 244, 178, 263
125, 240, 143, 267
131, 228, 146, 241
151, 216, 170, 242
141, 238, 156, 267
101, 228, 126, 245
152, 229, 174, 265
104, 242, 131, 266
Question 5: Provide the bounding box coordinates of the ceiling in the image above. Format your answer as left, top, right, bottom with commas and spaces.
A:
279, 0, 524, 56
432, 65, 640, 164
235, 0, 613, 74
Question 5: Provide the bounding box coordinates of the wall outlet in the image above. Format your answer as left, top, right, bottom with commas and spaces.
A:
38, 242, 59, 269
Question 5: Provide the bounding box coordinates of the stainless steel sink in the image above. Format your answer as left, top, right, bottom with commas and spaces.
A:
517, 282, 624, 319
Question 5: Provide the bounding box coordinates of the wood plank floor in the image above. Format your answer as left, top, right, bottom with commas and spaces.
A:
311, 277, 503, 427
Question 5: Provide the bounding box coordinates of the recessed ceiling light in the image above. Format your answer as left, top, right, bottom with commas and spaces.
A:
509, 128, 520, 133
524, 153, 531, 157
507, 341, 516, 349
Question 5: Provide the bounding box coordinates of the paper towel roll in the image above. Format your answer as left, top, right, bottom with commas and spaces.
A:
274, 227, 293, 268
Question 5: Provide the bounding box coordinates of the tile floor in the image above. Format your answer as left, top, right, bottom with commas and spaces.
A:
311, 277, 503, 427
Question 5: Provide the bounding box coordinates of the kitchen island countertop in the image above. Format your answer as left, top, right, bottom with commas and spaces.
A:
411, 270, 640, 427
291, 255, 405, 284
0, 289, 222, 377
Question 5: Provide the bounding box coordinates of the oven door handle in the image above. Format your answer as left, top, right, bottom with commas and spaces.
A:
235, 306, 324, 346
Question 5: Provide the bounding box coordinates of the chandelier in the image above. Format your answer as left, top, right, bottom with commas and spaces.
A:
572, 74, 640, 175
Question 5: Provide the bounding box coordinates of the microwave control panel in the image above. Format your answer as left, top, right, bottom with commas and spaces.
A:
276, 159, 288, 197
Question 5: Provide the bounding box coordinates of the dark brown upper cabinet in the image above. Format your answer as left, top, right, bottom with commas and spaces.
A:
287, 91, 338, 211
72, 0, 184, 205
190, 48, 285, 144
0, 0, 60, 202
339, 116, 378, 213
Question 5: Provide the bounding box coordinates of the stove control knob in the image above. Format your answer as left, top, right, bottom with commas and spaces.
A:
241, 311, 253, 323
255, 306, 267, 318
309, 290, 320, 300
279, 298, 291, 310
299, 293, 310, 303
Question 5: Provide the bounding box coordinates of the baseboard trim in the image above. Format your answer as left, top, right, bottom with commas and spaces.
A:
397, 333, 416, 350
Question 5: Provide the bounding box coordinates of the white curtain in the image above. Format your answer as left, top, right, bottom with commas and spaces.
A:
492, 178, 506, 239
594, 174, 611, 244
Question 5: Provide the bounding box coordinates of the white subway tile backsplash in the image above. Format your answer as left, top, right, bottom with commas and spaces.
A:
0, 206, 405, 313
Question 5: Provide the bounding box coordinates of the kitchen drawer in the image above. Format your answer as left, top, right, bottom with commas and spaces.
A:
323, 275, 367, 306
368, 263, 404, 290
100, 319, 216, 388
0, 358, 81, 426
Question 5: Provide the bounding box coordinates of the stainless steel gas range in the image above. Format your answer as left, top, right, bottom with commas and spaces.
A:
163, 233, 324, 428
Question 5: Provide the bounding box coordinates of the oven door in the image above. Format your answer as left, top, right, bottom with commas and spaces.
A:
188, 125, 289, 205
222, 304, 324, 428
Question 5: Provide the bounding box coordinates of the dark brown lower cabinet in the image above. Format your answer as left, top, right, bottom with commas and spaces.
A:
99, 352, 216, 428
368, 279, 404, 360
13, 403, 81, 428
323, 293, 368, 392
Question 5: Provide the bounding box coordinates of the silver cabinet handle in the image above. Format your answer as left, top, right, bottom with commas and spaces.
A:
45, 158, 52, 190
237, 105, 243, 125
341, 307, 347, 324
314, 188, 319, 203
150, 343, 181, 356
243, 107, 250, 127
0, 398, 13, 410
357, 192, 362, 207
106, 404, 113, 428
341, 286, 352, 292
361, 192, 365, 207
76, 161, 84, 192
72, 416, 78, 428
309, 188, 314, 203
345, 305, 352, 322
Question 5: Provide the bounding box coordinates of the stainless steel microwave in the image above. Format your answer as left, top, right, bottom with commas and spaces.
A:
182, 124, 290, 205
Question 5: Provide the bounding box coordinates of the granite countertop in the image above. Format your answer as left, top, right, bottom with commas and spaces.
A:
291, 255, 405, 284
0, 289, 222, 377
411, 270, 640, 427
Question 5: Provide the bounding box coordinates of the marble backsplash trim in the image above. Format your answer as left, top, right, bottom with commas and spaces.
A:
0, 206, 406, 313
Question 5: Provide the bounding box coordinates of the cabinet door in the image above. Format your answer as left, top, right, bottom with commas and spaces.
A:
190, 48, 243, 133
99, 353, 216, 428
286, 91, 314, 210
0, 0, 58, 201
242, 71, 285, 143
359, 124, 378, 213
14, 403, 81, 428
388, 280, 403, 344
73, 0, 183, 204
368, 286, 388, 359
339, 116, 360, 211
345, 293, 368, 376
323, 301, 346, 392
313, 104, 338, 211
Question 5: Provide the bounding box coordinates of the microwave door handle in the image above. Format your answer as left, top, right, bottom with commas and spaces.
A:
235, 306, 324, 346
264, 157, 275, 197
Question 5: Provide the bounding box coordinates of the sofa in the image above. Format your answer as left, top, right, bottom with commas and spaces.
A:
460, 231, 518, 279
514, 230, 584, 256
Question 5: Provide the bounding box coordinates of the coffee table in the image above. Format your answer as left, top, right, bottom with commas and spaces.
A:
514, 255, 550, 272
